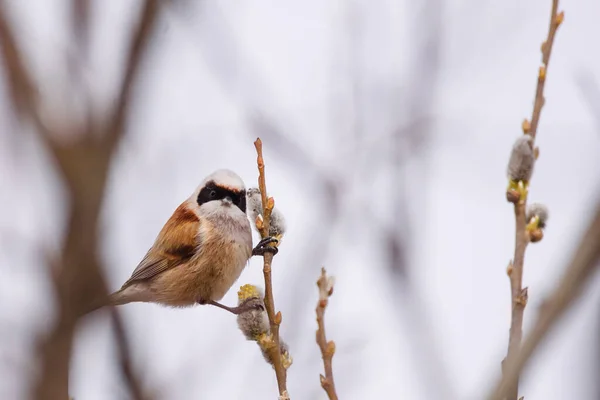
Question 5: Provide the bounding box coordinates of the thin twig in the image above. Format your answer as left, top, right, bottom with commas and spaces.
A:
316, 268, 338, 400
490, 198, 600, 400
528, 0, 562, 140
503, 2, 563, 399
253, 138, 288, 396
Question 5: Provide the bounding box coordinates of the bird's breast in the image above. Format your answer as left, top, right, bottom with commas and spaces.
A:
189, 213, 252, 300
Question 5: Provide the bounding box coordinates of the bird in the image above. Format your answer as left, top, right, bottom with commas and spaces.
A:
88, 169, 277, 315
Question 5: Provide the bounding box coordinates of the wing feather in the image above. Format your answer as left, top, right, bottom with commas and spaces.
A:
121, 202, 201, 288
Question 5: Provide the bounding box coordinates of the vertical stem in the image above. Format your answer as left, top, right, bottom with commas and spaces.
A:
254, 138, 288, 396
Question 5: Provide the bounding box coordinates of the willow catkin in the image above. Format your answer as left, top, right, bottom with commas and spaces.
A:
507, 134, 535, 182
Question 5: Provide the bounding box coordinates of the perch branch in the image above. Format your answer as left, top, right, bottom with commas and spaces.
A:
253, 138, 288, 396
503, 2, 563, 399
490, 199, 600, 400
316, 268, 338, 400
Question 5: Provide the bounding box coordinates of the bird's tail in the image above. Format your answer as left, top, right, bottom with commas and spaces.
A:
84, 289, 132, 315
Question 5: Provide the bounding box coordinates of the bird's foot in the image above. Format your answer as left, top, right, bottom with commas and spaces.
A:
252, 236, 279, 256
198, 298, 264, 315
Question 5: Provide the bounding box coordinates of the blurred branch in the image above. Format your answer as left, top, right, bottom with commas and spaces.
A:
71, 0, 91, 54
110, 309, 150, 400
253, 138, 289, 398
502, 3, 563, 399
315, 268, 338, 400
0, 2, 160, 399
107, 0, 159, 149
489, 197, 600, 400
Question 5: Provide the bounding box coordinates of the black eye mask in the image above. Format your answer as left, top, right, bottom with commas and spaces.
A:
197, 181, 246, 213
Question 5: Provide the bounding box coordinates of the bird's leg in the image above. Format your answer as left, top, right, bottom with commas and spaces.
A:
252, 236, 279, 256
197, 298, 264, 315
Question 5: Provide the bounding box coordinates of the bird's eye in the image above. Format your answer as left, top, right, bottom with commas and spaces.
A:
209, 190, 217, 198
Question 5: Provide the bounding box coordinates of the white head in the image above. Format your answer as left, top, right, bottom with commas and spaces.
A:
193, 169, 247, 214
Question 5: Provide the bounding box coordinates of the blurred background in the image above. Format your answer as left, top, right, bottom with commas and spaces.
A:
1, 0, 599, 399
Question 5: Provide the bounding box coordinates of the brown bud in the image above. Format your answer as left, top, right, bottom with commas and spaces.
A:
522, 119, 531, 134
267, 196, 275, 210
529, 228, 544, 243
539, 65, 546, 80
275, 311, 282, 324
540, 41, 547, 55
255, 215, 264, 230
506, 189, 520, 204
556, 11, 564, 26
534, 146, 540, 160
326, 340, 336, 356
320, 374, 326, 386
506, 262, 514, 276
515, 287, 529, 306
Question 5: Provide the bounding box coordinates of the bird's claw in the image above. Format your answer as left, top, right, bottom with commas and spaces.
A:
252, 236, 279, 256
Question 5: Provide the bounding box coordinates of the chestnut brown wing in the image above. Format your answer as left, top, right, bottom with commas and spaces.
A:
121, 203, 201, 288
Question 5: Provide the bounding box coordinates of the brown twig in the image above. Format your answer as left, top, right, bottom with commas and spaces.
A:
503, 2, 563, 399
253, 138, 288, 396
490, 199, 600, 400
528, 0, 562, 140
316, 268, 338, 400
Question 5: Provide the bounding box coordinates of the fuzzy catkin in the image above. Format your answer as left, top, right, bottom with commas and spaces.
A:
260, 338, 292, 369
507, 134, 535, 182
526, 203, 549, 228
246, 187, 287, 239
236, 284, 293, 369
236, 285, 269, 340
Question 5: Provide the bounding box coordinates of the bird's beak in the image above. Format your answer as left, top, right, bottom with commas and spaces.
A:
223, 196, 233, 205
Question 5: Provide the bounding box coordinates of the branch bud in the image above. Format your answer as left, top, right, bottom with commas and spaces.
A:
539, 65, 546, 80
522, 119, 531, 134
555, 11, 564, 26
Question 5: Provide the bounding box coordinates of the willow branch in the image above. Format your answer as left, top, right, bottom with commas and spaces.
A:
503, 2, 563, 399
316, 268, 338, 400
490, 199, 600, 400
253, 138, 288, 396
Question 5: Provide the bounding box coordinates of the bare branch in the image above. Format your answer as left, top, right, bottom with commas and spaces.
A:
316, 268, 338, 400
490, 198, 600, 400
253, 138, 288, 396
502, 2, 563, 399
0, 2, 161, 399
